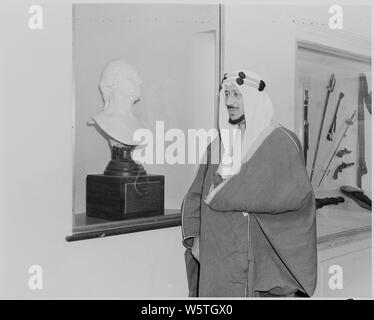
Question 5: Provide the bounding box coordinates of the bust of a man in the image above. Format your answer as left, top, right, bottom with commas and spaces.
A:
91, 59, 143, 146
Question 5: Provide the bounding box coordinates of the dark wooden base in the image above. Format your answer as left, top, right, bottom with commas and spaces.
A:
86, 174, 164, 221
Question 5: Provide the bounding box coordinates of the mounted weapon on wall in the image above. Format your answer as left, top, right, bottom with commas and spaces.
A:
310, 73, 336, 182
317, 111, 356, 188
341, 185, 372, 211
327, 92, 344, 141
315, 196, 345, 209
357, 74, 370, 188
360, 73, 372, 115
333, 161, 355, 180
336, 148, 352, 158
303, 89, 309, 165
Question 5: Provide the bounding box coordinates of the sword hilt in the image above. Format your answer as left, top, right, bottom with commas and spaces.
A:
327, 73, 336, 92
327, 92, 344, 141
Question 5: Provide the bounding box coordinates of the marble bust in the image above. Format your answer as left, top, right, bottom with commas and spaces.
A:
91, 59, 144, 146
85, 59, 164, 217
90, 59, 146, 176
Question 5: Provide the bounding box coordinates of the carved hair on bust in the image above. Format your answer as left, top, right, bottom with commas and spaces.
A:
99, 59, 142, 109
91, 59, 145, 146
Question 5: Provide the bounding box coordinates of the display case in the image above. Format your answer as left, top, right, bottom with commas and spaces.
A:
296, 43, 371, 197
295, 43, 372, 297
68, 3, 222, 240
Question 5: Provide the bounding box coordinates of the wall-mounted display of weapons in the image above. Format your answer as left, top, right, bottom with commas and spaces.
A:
296, 47, 371, 211
295, 47, 372, 210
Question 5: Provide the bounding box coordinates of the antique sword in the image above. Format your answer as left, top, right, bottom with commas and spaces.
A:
317, 111, 356, 188
310, 73, 336, 182
327, 92, 344, 141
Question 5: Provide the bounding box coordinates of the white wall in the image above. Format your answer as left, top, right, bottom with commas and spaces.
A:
0, 1, 371, 298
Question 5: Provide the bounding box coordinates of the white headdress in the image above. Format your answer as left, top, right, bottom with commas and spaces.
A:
217, 70, 275, 178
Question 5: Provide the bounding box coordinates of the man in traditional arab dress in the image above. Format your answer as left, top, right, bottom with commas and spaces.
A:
182, 70, 317, 297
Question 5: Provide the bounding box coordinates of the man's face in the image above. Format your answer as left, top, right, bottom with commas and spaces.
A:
224, 83, 244, 121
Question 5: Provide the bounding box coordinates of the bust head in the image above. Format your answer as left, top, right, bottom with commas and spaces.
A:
91, 59, 145, 146
99, 59, 142, 106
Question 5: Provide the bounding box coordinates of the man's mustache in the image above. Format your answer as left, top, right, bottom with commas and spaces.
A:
227, 106, 238, 110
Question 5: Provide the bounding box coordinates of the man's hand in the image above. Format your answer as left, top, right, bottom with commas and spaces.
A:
191, 237, 200, 262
